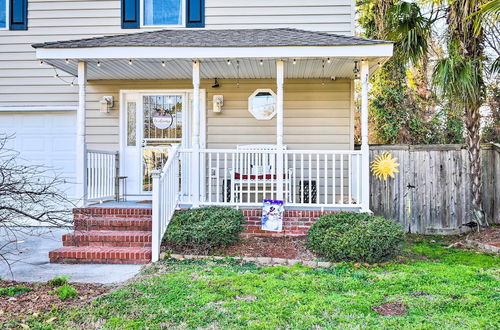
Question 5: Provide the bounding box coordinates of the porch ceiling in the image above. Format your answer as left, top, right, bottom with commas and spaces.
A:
43, 57, 386, 80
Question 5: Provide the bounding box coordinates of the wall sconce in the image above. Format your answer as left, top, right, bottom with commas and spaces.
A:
99, 96, 114, 113
213, 95, 223, 113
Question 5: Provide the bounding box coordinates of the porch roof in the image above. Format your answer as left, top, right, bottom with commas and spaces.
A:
33, 28, 393, 80
32, 28, 389, 49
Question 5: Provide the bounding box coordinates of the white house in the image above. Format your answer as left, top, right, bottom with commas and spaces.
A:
0, 0, 393, 263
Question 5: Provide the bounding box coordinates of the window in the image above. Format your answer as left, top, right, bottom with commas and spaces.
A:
0, 0, 6, 28
248, 89, 277, 120
144, 0, 183, 26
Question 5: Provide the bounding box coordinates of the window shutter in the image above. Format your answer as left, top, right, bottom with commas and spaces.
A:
121, 0, 139, 29
186, 0, 204, 28
9, 0, 28, 30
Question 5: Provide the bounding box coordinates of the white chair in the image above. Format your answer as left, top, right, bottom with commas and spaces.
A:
229, 144, 292, 202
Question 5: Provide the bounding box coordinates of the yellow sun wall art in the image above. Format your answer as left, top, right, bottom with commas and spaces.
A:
371, 152, 400, 180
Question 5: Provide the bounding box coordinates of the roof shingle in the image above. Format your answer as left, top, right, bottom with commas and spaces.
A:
32, 28, 390, 49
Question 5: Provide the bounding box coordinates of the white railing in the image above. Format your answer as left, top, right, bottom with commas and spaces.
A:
86, 149, 119, 202
151, 144, 181, 262
184, 148, 363, 209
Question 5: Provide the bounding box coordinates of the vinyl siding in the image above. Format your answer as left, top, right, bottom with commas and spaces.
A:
0, 0, 354, 107
84, 79, 352, 151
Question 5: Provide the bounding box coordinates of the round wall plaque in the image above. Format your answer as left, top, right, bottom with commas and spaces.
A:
152, 112, 173, 129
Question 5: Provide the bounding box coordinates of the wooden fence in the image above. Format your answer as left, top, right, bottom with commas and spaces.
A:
369, 144, 499, 234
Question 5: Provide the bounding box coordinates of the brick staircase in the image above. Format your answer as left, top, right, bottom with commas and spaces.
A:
49, 207, 153, 264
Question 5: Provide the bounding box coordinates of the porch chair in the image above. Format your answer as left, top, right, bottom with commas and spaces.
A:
228, 144, 292, 203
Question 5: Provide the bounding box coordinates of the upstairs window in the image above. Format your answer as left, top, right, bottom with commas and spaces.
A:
0, 0, 6, 28
144, 0, 183, 26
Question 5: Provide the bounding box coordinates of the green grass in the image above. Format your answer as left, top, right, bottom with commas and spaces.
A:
0, 285, 31, 297
6, 236, 500, 329
53, 284, 78, 301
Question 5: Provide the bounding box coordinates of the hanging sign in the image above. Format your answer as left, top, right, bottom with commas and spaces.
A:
261, 199, 284, 232
152, 112, 173, 130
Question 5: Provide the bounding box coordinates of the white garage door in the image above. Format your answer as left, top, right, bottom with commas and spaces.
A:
0, 111, 76, 199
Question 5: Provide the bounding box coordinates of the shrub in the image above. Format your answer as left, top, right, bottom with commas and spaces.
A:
54, 284, 78, 300
48, 275, 68, 287
164, 206, 245, 253
0, 285, 32, 296
307, 212, 405, 263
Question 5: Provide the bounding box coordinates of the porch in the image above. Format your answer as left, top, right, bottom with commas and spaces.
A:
34, 28, 393, 262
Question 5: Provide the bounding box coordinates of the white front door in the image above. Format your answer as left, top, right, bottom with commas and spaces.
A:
121, 92, 190, 199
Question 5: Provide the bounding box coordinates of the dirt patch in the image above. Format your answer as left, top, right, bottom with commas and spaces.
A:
163, 236, 317, 260
447, 227, 500, 252
0, 281, 111, 322
372, 301, 407, 316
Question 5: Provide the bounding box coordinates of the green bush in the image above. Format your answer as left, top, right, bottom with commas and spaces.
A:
48, 275, 68, 287
54, 284, 78, 300
307, 212, 405, 263
164, 206, 245, 253
0, 285, 32, 296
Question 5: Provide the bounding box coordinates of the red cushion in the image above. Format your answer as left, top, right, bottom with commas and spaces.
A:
233, 173, 287, 180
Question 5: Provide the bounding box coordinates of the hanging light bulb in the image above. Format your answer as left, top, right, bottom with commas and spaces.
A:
259, 59, 263, 66
70, 81, 74, 87
39, 60, 44, 65
293, 59, 297, 65
161, 61, 166, 67
227, 59, 232, 65
54, 73, 59, 78
65, 59, 70, 64
97, 61, 101, 67
327, 58, 331, 64
128, 59, 133, 65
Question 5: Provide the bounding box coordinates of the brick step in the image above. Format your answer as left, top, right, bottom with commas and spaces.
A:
49, 247, 151, 264
74, 218, 152, 231
62, 231, 152, 247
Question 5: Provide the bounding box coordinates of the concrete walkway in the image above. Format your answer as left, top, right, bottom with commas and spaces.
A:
0, 228, 142, 284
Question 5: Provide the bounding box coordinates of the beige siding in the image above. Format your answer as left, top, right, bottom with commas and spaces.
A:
0, 0, 354, 108
84, 79, 352, 151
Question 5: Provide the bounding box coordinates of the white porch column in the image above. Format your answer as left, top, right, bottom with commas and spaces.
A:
276, 60, 284, 200
191, 60, 201, 207
76, 61, 87, 206
360, 61, 371, 212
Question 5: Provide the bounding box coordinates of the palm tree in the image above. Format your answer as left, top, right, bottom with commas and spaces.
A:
432, 0, 489, 226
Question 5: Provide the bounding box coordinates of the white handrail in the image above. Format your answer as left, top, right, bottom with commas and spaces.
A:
151, 144, 181, 262
86, 149, 119, 202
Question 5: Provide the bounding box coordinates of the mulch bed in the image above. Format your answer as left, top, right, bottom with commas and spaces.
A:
372, 301, 407, 316
466, 227, 500, 247
163, 236, 317, 260
0, 281, 111, 322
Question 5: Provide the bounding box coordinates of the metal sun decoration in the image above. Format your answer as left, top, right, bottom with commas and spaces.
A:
371, 152, 400, 180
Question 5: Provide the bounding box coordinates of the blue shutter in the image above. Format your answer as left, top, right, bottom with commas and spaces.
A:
186, 0, 204, 28
9, 0, 28, 30
121, 0, 139, 29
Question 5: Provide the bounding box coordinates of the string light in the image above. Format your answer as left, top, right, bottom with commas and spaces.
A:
39, 60, 44, 65
259, 59, 263, 66
54, 73, 59, 78
161, 61, 166, 67
70, 81, 74, 87
97, 61, 101, 67
128, 59, 133, 65
327, 58, 331, 64
293, 59, 297, 65
227, 59, 232, 65
65, 59, 69, 64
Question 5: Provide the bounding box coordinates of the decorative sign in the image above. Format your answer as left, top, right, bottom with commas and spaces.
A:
371, 152, 400, 180
152, 112, 173, 130
261, 199, 284, 232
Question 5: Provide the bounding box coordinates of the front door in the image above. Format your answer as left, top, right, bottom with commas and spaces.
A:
122, 92, 189, 199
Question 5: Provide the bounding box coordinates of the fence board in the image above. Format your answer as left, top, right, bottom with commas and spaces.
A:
369, 144, 499, 234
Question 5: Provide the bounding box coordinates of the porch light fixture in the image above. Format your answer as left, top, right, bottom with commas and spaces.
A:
353, 61, 360, 75
212, 78, 220, 88
99, 96, 114, 113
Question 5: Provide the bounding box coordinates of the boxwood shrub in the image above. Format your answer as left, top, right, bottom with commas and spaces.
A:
164, 206, 245, 253
307, 212, 404, 263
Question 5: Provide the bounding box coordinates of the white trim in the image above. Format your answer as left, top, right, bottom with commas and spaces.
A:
76, 61, 87, 207
36, 44, 394, 60
0, 105, 78, 112
360, 61, 370, 213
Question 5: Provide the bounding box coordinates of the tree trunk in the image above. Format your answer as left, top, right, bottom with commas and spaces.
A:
465, 106, 486, 225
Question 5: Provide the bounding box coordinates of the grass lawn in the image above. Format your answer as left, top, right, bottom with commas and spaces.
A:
5, 236, 500, 329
